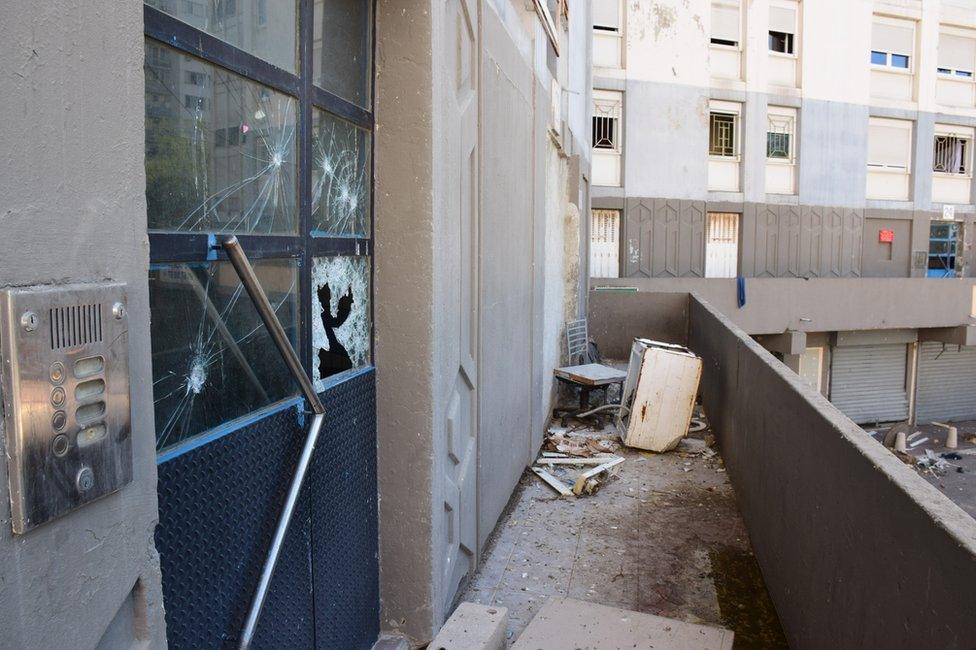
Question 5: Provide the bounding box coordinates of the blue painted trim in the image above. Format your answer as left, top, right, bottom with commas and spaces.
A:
315, 366, 375, 393
156, 396, 304, 464
155, 367, 374, 464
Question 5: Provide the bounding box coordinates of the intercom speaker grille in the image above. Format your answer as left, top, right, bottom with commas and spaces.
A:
49, 303, 103, 349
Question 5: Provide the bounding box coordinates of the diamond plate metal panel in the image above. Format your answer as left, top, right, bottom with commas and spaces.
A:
155, 369, 378, 649
310, 370, 379, 650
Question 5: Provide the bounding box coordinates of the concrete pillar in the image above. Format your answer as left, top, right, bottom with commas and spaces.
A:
0, 2, 166, 647
375, 0, 437, 642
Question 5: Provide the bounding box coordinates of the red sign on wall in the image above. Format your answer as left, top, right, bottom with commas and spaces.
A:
879, 229, 895, 243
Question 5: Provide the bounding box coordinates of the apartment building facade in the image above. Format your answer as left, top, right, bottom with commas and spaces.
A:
589, 0, 976, 426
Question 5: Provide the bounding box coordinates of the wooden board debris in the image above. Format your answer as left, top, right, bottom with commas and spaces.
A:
572, 456, 625, 495
531, 467, 574, 497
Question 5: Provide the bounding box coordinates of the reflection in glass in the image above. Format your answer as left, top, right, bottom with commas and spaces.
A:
312, 256, 371, 389
311, 110, 371, 236
145, 41, 298, 234
313, 0, 371, 107
145, 0, 297, 72
149, 259, 299, 451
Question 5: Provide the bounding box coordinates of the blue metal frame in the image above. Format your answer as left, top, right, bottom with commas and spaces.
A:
144, 0, 376, 455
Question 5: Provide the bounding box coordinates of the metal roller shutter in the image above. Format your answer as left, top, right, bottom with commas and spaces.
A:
830, 344, 909, 424
916, 342, 976, 423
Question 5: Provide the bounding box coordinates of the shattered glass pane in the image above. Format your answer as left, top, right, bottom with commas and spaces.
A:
312, 256, 371, 389
149, 259, 299, 452
313, 0, 371, 107
145, 41, 298, 234
145, 0, 297, 73
311, 110, 371, 236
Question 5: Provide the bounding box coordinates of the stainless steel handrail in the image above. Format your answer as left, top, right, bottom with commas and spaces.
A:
221, 236, 326, 649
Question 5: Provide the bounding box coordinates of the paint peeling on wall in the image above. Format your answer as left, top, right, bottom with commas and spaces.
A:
312, 256, 371, 390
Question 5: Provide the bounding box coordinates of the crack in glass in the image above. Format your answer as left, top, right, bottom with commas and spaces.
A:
311, 110, 371, 236
149, 259, 299, 451
145, 41, 298, 234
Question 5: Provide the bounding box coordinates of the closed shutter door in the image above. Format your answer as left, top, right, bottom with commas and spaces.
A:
916, 342, 976, 422
830, 344, 909, 424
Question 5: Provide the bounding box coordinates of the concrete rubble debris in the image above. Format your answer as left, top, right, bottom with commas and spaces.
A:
428, 602, 509, 650
511, 597, 734, 650
533, 427, 624, 498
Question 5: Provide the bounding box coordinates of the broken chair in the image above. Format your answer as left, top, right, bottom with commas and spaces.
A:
552, 319, 626, 427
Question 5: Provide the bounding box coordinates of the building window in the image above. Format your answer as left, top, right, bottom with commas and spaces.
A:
144, 0, 375, 455
593, 0, 623, 68
768, 1, 797, 55
928, 221, 958, 278
705, 212, 739, 278
867, 118, 912, 171
592, 92, 621, 152
934, 135, 970, 175
710, 0, 740, 47
590, 209, 620, 278
871, 17, 914, 71
866, 117, 912, 200
769, 32, 793, 54
709, 112, 737, 157
591, 90, 623, 186
938, 31, 976, 79
767, 113, 794, 160
766, 106, 796, 194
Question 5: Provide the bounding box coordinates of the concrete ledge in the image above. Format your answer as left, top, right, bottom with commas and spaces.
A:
919, 324, 976, 346
428, 603, 508, 650
755, 330, 806, 355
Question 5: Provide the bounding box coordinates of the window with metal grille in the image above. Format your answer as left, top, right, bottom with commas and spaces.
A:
592, 116, 616, 149
933, 135, 969, 175
592, 92, 622, 152
767, 113, 793, 160
709, 112, 737, 157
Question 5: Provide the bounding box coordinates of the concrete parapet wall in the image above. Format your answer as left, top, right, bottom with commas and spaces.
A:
590, 277, 976, 336
688, 295, 976, 649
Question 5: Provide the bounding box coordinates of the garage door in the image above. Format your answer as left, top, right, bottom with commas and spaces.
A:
830, 344, 910, 424
916, 342, 976, 423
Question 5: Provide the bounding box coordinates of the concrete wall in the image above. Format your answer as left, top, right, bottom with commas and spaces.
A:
0, 2, 167, 647
589, 277, 976, 339
688, 295, 976, 648
376, 0, 588, 643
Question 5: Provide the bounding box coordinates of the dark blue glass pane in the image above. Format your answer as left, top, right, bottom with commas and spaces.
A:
871, 50, 887, 65
891, 54, 909, 68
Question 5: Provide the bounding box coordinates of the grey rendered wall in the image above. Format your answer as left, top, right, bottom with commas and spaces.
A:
688, 296, 976, 648
377, 0, 582, 642
588, 278, 976, 337
622, 199, 865, 279
0, 3, 167, 648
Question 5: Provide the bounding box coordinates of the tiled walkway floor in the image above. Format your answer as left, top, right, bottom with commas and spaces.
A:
458, 429, 789, 648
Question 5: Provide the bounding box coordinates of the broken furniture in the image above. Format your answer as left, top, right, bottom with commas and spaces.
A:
617, 339, 703, 452
552, 318, 626, 426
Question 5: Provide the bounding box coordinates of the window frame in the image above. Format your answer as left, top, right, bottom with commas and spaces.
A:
710, 0, 742, 50
870, 15, 916, 74
767, 0, 798, 58
708, 102, 741, 160
592, 90, 623, 155
866, 116, 913, 173
937, 27, 976, 84
144, 2, 376, 455
766, 107, 796, 164
932, 126, 974, 178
